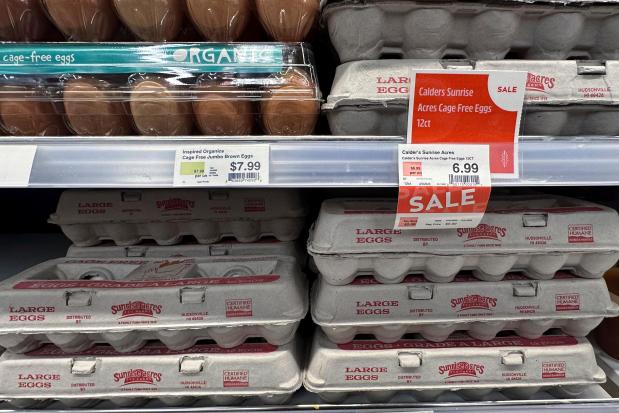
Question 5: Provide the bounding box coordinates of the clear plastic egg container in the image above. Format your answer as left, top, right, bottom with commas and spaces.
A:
0, 43, 321, 137
1, 0, 321, 43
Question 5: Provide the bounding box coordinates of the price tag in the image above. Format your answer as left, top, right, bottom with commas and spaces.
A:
408, 70, 526, 178
0, 145, 36, 187
173, 145, 269, 187
396, 144, 491, 230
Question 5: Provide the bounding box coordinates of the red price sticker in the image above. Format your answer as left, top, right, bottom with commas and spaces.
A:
396, 144, 491, 230
407, 70, 526, 178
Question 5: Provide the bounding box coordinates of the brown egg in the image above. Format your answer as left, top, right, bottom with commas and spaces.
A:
130, 77, 194, 136
0, 0, 57, 41
113, 0, 184, 41
261, 69, 319, 136
0, 86, 68, 136
255, 0, 319, 42
63, 77, 134, 136
42, 0, 120, 41
193, 76, 254, 136
185, 0, 251, 41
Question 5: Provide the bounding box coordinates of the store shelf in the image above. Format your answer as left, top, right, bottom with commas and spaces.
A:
4, 136, 619, 188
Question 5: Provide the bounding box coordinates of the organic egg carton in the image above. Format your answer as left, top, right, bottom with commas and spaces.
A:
308, 196, 619, 285
312, 272, 619, 343
0, 43, 320, 137
323, 0, 619, 63
0, 339, 302, 408
304, 330, 606, 403
50, 189, 307, 247
2, 0, 320, 42
325, 60, 619, 136
0, 255, 307, 353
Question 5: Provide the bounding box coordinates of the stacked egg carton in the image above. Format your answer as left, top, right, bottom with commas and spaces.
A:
304, 195, 619, 402
0, 189, 309, 407
321, 0, 619, 138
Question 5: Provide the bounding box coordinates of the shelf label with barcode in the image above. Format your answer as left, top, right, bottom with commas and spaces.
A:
173, 144, 270, 187
395, 144, 491, 230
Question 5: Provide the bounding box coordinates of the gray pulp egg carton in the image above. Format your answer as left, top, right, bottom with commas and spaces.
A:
325, 59, 619, 136
303, 330, 606, 403
49, 189, 307, 247
67, 240, 305, 261
322, 0, 619, 63
308, 195, 619, 285
0, 256, 307, 353
0, 340, 302, 409
312, 272, 619, 343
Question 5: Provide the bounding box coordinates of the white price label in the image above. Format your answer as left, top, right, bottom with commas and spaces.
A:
396, 144, 491, 230
173, 145, 270, 187
0, 145, 37, 187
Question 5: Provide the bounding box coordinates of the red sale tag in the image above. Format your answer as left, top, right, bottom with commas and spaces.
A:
407, 70, 526, 178
396, 144, 491, 230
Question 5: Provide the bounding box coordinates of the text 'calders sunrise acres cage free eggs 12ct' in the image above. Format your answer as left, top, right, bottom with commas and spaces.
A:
0, 43, 321, 137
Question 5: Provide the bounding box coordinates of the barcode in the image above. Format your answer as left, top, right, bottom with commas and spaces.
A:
228, 172, 260, 182
449, 174, 480, 185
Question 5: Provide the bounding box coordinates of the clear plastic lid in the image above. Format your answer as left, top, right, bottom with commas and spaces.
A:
0, 43, 321, 136
2, 0, 321, 42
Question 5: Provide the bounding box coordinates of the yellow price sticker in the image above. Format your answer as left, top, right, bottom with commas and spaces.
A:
180, 161, 205, 176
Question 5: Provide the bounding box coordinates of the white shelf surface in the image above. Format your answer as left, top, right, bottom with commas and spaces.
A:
3, 136, 619, 188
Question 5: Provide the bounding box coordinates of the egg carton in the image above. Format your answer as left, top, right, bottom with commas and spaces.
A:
312, 272, 619, 343
323, 0, 619, 63
67, 239, 305, 260
50, 189, 307, 247
0, 339, 302, 409
304, 330, 606, 403
325, 60, 619, 136
308, 195, 619, 285
3, 0, 321, 42
0, 43, 320, 137
0, 255, 307, 353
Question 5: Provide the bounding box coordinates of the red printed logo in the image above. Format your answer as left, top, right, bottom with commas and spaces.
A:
438, 362, 485, 379
244, 199, 266, 213
226, 299, 252, 317
457, 224, 507, 242
568, 224, 594, 243
113, 369, 162, 386
451, 295, 497, 312
223, 370, 249, 387
111, 301, 162, 319
526, 73, 556, 92
542, 362, 566, 379
156, 198, 195, 211
555, 294, 580, 311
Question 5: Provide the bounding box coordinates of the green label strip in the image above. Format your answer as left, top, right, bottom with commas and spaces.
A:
0, 43, 284, 75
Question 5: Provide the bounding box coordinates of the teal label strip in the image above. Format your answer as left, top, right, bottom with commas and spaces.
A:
0, 43, 284, 75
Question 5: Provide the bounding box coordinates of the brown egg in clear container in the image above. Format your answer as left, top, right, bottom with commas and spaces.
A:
41, 0, 120, 41
255, 0, 320, 42
261, 69, 319, 136
130, 76, 194, 136
185, 0, 251, 41
193, 74, 255, 136
0, 85, 68, 136
0, 0, 57, 41
112, 0, 185, 42
63, 77, 134, 136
